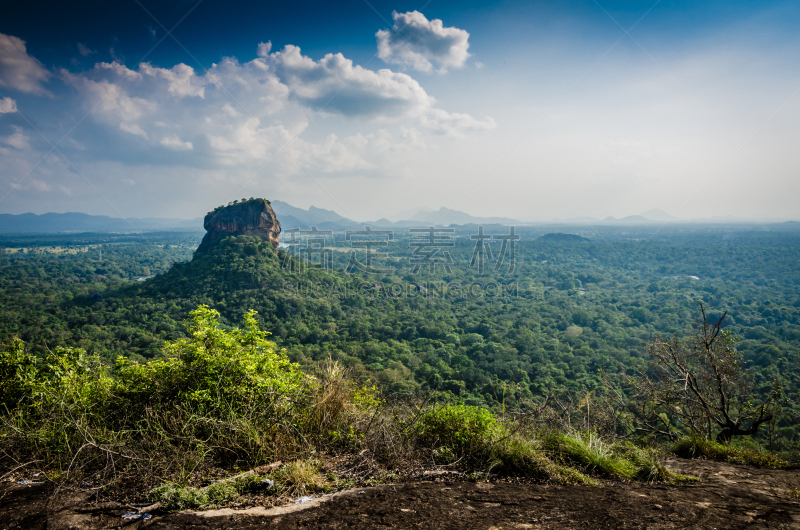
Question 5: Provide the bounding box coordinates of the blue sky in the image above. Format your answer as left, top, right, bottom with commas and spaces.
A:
1, 0, 799, 221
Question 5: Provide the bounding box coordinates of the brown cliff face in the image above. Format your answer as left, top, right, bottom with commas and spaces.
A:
196, 199, 281, 253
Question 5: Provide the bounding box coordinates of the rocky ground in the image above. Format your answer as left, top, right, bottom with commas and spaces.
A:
2, 458, 800, 529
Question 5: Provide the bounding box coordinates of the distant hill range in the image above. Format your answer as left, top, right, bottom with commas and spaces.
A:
538, 233, 590, 242
270, 200, 360, 231
2, 204, 795, 234
600, 208, 676, 224
0, 212, 201, 233
365, 207, 522, 228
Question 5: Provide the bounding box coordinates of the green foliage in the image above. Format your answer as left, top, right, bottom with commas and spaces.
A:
150, 473, 266, 510
114, 305, 304, 415
541, 431, 695, 483
1, 224, 798, 482
271, 458, 326, 496
0, 306, 318, 491
627, 307, 783, 445
544, 431, 635, 479
414, 404, 689, 485
417, 404, 505, 454
0, 338, 39, 410
673, 436, 790, 469
488, 436, 597, 485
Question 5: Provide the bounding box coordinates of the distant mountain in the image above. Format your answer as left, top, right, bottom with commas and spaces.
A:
639, 208, 675, 222
592, 210, 679, 225
270, 200, 358, 229
601, 215, 657, 224
387, 207, 432, 223
406, 207, 521, 226
0, 201, 363, 234
538, 233, 590, 242
0, 212, 201, 233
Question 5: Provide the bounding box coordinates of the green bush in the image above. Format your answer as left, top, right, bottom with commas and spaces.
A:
543, 431, 637, 479
150, 473, 265, 510
414, 405, 690, 485
0, 306, 319, 490
673, 436, 789, 469
417, 404, 505, 455
489, 436, 596, 485
114, 305, 303, 411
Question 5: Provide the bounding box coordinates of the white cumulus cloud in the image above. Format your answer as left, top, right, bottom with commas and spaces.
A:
160, 134, 193, 150
1, 126, 31, 149
140, 62, 205, 98
29, 38, 492, 180
266, 44, 433, 118
376, 11, 470, 73
257, 41, 272, 57
61, 65, 156, 136
420, 108, 496, 137
0, 96, 16, 113
0, 33, 51, 95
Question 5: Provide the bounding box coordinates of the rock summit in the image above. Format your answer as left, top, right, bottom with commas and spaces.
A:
197, 199, 281, 253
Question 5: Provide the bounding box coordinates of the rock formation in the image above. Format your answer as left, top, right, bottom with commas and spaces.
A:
196, 199, 281, 253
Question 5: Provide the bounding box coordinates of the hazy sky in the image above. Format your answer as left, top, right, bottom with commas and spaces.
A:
1, 0, 799, 221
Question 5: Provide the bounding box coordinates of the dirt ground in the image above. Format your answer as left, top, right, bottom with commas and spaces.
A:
3, 458, 800, 529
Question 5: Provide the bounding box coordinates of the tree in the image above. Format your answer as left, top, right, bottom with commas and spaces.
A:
627, 303, 781, 444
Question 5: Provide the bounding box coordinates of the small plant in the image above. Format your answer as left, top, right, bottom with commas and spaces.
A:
272, 459, 326, 497
543, 431, 636, 479
149, 473, 267, 510
432, 446, 457, 465
490, 435, 596, 485
673, 436, 790, 469
417, 404, 505, 455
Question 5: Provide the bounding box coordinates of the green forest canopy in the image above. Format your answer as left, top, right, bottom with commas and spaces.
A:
1, 223, 798, 452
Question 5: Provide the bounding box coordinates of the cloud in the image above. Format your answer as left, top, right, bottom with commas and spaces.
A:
61, 64, 156, 135
120, 122, 148, 137
30, 179, 51, 192
77, 43, 96, 57
419, 108, 496, 137
44, 39, 491, 176
0, 33, 51, 95
1, 126, 31, 149
160, 134, 193, 150
376, 11, 470, 73
266, 44, 433, 118
140, 63, 205, 98
257, 41, 272, 57
109, 47, 124, 63
0, 96, 16, 113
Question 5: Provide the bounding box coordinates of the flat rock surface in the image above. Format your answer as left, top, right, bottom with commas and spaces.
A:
2, 458, 799, 529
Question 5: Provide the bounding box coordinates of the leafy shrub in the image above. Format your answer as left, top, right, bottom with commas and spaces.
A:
114, 305, 304, 413
0, 306, 320, 490
417, 404, 505, 455
150, 472, 267, 510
